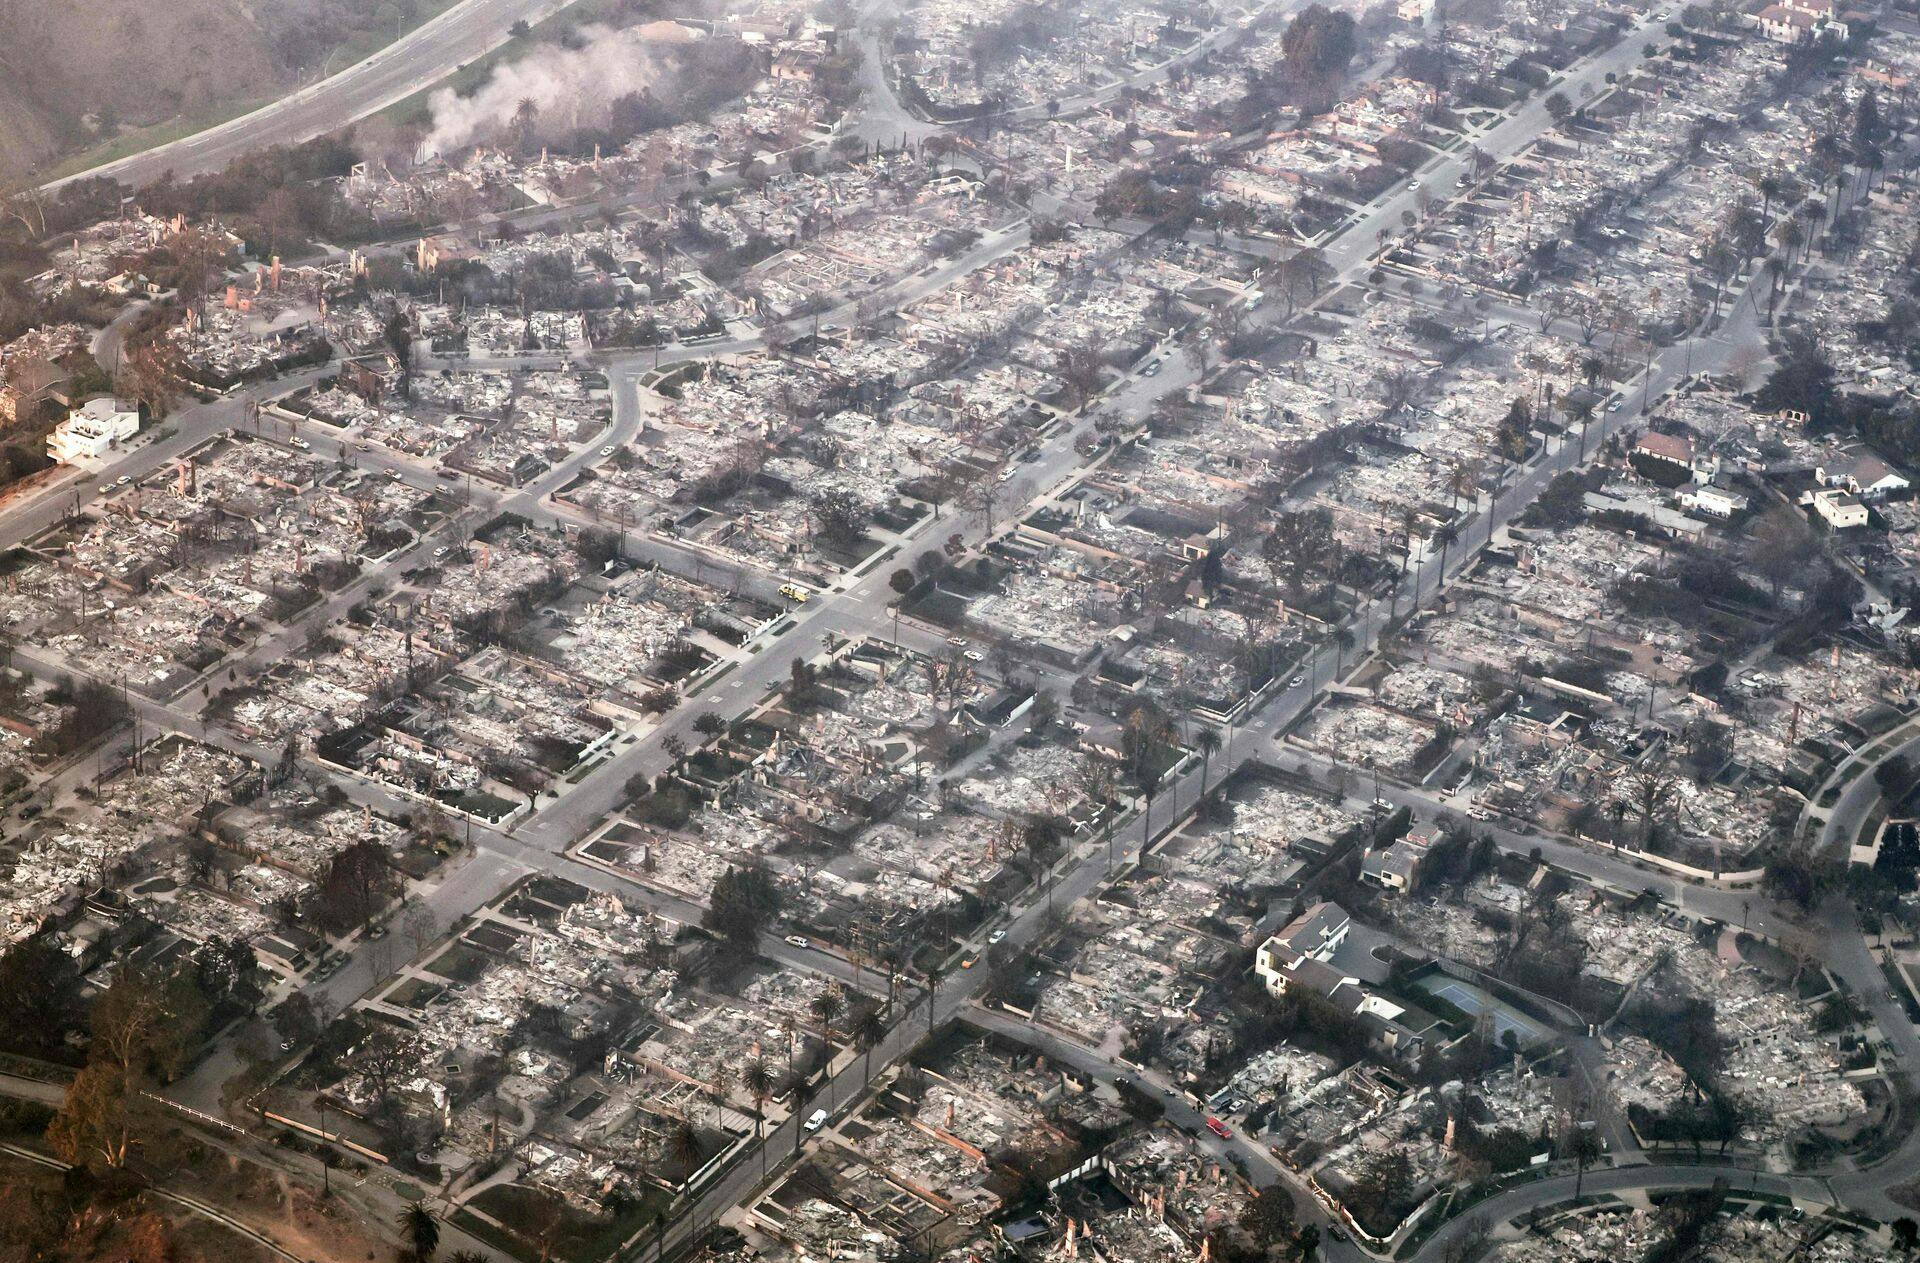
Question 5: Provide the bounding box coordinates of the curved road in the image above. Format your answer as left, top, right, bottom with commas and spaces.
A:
40, 0, 584, 193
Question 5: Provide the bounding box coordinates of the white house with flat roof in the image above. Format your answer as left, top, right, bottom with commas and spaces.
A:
47, 397, 139, 464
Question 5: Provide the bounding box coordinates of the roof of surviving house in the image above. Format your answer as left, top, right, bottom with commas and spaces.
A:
1634, 431, 1693, 465
1277, 955, 1352, 998
1823, 447, 1905, 486
1273, 900, 1350, 956
1759, 4, 1821, 27
1363, 840, 1423, 881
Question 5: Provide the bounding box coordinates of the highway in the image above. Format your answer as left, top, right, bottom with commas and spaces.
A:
38, 0, 585, 193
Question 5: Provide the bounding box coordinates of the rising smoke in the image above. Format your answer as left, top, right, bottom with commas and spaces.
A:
423, 25, 664, 158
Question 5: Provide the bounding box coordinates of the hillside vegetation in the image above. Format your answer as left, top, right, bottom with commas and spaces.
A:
0, 0, 450, 186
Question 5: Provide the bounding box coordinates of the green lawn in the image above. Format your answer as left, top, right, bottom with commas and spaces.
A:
466, 1182, 671, 1263
38, 98, 272, 183
425, 940, 495, 984
34, 0, 472, 185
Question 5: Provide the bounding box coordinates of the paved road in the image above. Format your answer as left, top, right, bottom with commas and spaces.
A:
1811, 721, 1920, 861
1416, 1162, 1833, 1260
39, 0, 584, 192
966, 1004, 1375, 1261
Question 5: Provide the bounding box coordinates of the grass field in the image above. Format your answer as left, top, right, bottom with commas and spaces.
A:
34, 0, 473, 185
37, 98, 272, 184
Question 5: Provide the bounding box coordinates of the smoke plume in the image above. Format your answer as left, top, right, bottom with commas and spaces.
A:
423, 25, 664, 158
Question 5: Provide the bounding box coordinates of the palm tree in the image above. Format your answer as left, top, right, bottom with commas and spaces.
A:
1764, 254, 1788, 318
1022, 814, 1062, 912
786, 1070, 815, 1159
398, 1204, 440, 1263
1775, 216, 1805, 265
1755, 172, 1782, 227
1397, 502, 1428, 618
1579, 354, 1605, 395
1566, 396, 1596, 463
854, 1008, 887, 1082
1194, 727, 1221, 797
924, 964, 945, 1036
1445, 459, 1475, 519
707, 1064, 735, 1129
512, 97, 539, 154
779, 1013, 799, 1080
743, 1057, 773, 1153
810, 987, 845, 1051
1136, 765, 1162, 857
1569, 1124, 1602, 1200
1432, 523, 1459, 589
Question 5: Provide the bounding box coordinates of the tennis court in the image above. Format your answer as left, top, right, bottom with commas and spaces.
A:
1416, 976, 1550, 1047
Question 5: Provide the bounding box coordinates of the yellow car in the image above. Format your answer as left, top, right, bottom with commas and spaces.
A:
778, 583, 810, 603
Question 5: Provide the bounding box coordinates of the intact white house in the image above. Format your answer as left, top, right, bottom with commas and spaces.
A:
1254, 901, 1436, 1060
1254, 901, 1351, 996
1757, 0, 1848, 43
47, 398, 139, 464
1809, 487, 1870, 530
1817, 448, 1910, 501
1677, 479, 1749, 519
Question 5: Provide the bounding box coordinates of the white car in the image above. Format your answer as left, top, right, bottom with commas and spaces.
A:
1409, 179, 1422, 190
1288, 675, 1305, 687
785, 934, 810, 948
988, 929, 1007, 945
116, 475, 131, 486
962, 650, 984, 662
600, 445, 614, 456
804, 1108, 829, 1132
